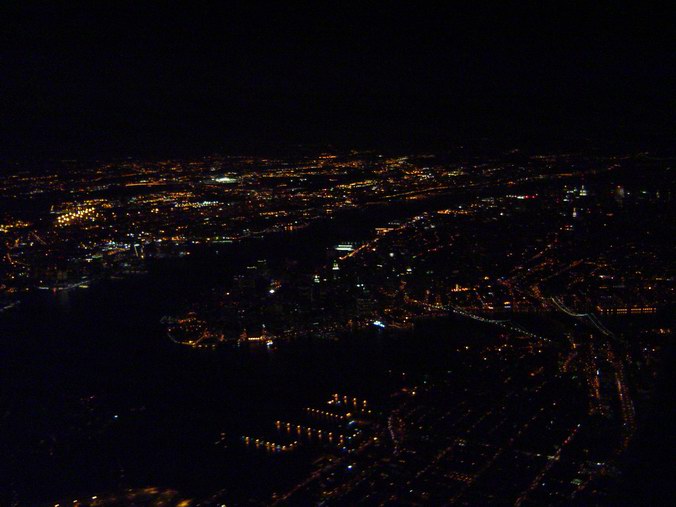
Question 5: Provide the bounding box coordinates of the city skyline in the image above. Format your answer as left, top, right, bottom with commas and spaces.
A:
1, 3, 674, 506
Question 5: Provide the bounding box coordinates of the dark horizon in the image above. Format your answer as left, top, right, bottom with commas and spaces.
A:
2, 3, 676, 160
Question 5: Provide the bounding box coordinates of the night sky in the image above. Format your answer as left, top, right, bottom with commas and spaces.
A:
2, 3, 676, 158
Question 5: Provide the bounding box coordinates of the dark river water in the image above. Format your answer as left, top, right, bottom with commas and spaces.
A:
1, 261, 491, 505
